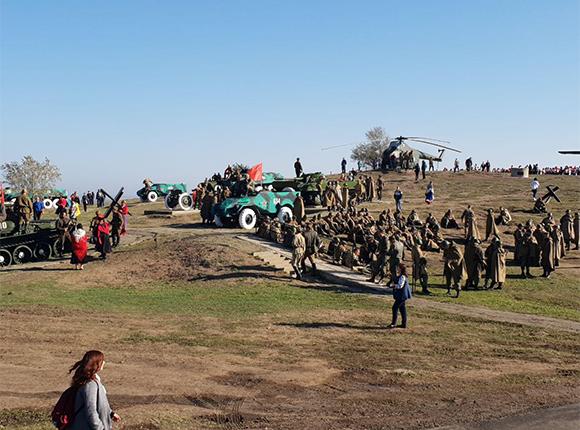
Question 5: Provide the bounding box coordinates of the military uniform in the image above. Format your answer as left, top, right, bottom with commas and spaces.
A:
442, 241, 466, 297
291, 230, 306, 279
485, 209, 500, 241
302, 227, 321, 274
560, 211, 573, 251
464, 238, 485, 289
484, 238, 506, 289
14, 191, 33, 232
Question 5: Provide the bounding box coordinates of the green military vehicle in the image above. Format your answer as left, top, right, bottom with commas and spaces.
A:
268, 172, 359, 206
212, 190, 299, 230
136, 183, 187, 203
0, 216, 63, 267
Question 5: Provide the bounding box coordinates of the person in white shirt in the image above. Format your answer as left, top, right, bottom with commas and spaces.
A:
531, 178, 540, 201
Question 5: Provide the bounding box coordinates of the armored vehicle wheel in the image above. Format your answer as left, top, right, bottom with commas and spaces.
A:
13, 245, 33, 264
277, 206, 293, 224
34, 242, 52, 261
178, 193, 193, 211
52, 238, 65, 256
0, 249, 12, 267
43, 198, 54, 209
238, 208, 257, 230
214, 214, 224, 227
164, 193, 178, 210
147, 191, 158, 202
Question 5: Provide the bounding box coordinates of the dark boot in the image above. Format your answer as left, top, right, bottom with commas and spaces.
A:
311, 264, 318, 275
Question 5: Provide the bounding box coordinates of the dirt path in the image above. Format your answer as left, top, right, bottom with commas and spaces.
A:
242, 235, 580, 334
435, 402, 580, 430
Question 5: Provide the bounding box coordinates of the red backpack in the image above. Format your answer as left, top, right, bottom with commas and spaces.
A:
51, 386, 81, 429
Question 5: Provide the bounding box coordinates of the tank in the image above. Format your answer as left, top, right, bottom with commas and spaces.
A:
0, 211, 63, 267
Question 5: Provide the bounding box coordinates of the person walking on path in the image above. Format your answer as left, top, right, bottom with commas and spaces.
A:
67, 350, 121, 430
389, 263, 412, 329
393, 186, 403, 212
70, 224, 88, 270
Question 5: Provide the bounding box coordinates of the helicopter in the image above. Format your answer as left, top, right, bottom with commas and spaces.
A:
322, 135, 462, 170
380, 136, 461, 169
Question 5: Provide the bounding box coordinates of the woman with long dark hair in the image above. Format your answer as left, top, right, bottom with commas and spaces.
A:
69, 350, 120, 429
389, 263, 412, 329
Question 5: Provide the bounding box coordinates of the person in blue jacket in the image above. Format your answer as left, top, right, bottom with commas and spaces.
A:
389, 263, 412, 329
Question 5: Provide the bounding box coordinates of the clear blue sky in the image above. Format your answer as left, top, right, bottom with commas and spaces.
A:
1, 0, 579, 194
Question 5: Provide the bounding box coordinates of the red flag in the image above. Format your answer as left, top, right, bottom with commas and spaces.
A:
0, 184, 4, 206
247, 163, 263, 182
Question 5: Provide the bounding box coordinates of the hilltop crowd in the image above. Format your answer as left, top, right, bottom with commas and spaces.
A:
255, 192, 579, 296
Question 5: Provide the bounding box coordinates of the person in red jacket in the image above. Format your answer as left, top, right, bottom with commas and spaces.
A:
96, 217, 112, 260
119, 200, 131, 235
70, 224, 88, 270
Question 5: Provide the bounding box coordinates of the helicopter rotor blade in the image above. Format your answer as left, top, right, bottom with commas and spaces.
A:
406, 136, 451, 144
321, 139, 385, 151
408, 139, 462, 153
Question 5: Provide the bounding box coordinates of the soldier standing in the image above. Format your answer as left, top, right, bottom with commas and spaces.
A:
464, 237, 486, 290
484, 237, 507, 290
441, 240, 466, 298
110, 208, 123, 248
540, 227, 555, 278
55, 211, 71, 257
461, 205, 480, 240
14, 189, 33, 232
387, 235, 405, 284
519, 229, 537, 278
291, 227, 306, 280
485, 208, 500, 241
560, 210, 573, 251
368, 231, 388, 283
421, 159, 427, 179
341, 158, 347, 174
293, 194, 305, 224
376, 176, 384, 200
574, 212, 580, 250
302, 224, 321, 275
294, 158, 303, 177
414, 163, 420, 181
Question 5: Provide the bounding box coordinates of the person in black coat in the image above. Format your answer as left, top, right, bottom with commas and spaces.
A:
389, 263, 412, 329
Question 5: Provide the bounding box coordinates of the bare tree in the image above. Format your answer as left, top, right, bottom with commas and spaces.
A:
1, 155, 61, 196
351, 127, 390, 170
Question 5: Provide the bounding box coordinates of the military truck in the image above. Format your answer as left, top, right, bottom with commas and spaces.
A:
0, 217, 63, 267
136, 183, 187, 203
212, 190, 299, 230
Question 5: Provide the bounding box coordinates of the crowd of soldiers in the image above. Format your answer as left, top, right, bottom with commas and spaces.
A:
255, 196, 580, 297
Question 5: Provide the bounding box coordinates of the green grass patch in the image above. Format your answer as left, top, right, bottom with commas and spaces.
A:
0, 281, 383, 319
